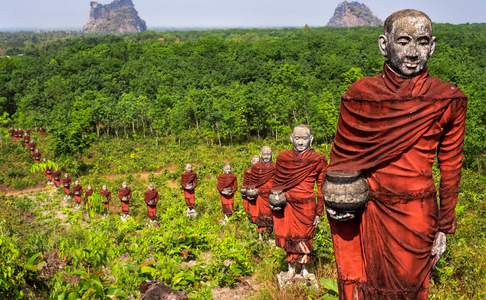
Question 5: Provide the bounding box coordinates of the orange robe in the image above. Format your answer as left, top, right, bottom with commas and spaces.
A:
328, 65, 467, 300
181, 171, 197, 209
217, 173, 237, 217
250, 162, 275, 233
272, 150, 326, 263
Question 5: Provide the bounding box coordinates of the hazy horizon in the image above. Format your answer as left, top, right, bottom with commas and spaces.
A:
1, 0, 485, 31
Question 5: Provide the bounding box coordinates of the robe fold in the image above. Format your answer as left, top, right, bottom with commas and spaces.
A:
118, 188, 132, 215
250, 162, 275, 232
181, 171, 197, 209
272, 150, 326, 263
217, 173, 237, 216
144, 189, 159, 220
328, 65, 467, 300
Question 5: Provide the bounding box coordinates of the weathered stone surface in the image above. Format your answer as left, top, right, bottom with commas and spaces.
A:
83, 0, 147, 33
327, 1, 382, 27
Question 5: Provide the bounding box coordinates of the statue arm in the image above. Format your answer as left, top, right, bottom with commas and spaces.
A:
437, 100, 467, 234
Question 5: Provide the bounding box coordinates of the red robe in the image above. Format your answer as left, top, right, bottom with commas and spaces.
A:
144, 189, 159, 220
23, 135, 30, 146
61, 176, 71, 196
217, 173, 238, 216
272, 149, 326, 263
100, 189, 111, 209
73, 184, 83, 204
181, 171, 197, 209
52, 171, 61, 187
250, 162, 275, 233
118, 187, 131, 215
242, 168, 259, 222
328, 65, 467, 300
28, 141, 36, 153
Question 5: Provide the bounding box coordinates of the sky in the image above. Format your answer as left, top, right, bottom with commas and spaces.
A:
1, 0, 485, 30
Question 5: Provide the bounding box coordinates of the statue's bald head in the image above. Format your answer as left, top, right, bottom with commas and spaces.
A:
223, 163, 232, 174
379, 9, 436, 77
290, 125, 313, 153
260, 146, 272, 163
384, 9, 432, 36
185, 163, 193, 172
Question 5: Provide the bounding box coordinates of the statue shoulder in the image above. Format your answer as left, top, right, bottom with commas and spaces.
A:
343, 74, 384, 101
428, 76, 467, 100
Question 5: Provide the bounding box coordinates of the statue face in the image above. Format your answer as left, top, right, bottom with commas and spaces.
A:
102, 185, 107, 190
290, 127, 313, 153
148, 184, 154, 190
223, 164, 232, 174
122, 182, 127, 188
251, 155, 260, 166
87, 184, 92, 189
379, 16, 435, 77
75, 180, 79, 185
261, 147, 272, 163
185, 164, 192, 172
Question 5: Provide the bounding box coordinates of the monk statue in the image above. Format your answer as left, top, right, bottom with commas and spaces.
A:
72, 180, 83, 207
84, 184, 94, 205
32, 148, 42, 163
118, 182, 132, 220
270, 125, 326, 285
251, 146, 275, 240
52, 169, 61, 187
144, 183, 159, 225
240, 155, 260, 223
100, 184, 111, 213
216, 163, 238, 222
61, 173, 72, 201
181, 163, 198, 217
326, 9, 467, 300
42, 158, 54, 185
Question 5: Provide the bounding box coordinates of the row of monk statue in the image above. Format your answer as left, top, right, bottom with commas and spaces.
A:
8, 9, 467, 299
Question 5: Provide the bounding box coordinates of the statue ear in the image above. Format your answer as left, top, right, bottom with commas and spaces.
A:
290, 135, 294, 144
430, 36, 437, 57
310, 135, 314, 146
378, 35, 388, 57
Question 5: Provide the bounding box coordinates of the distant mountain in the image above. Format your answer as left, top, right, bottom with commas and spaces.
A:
83, 0, 147, 33
327, 1, 382, 27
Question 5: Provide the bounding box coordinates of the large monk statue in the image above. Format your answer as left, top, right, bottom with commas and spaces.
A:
240, 155, 260, 222
181, 163, 198, 217
270, 125, 326, 283
144, 183, 159, 225
118, 182, 132, 220
217, 163, 238, 222
326, 10, 467, 300
251, 146, 275, 239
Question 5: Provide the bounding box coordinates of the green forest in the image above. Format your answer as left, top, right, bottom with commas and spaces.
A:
1, 25, 485, 170
0, 25, 485, 299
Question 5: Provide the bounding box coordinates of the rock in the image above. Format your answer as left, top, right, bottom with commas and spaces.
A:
327, 1, 382, 27
139, 280, 188, 300
83, 0, 147, 33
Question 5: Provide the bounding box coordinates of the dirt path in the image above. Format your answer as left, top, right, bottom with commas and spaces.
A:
1, 183, 53, 197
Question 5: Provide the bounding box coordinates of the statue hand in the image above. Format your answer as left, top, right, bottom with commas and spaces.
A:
326, 208, 355, 221
431, 232, 447, 265
313, 215, 320, 226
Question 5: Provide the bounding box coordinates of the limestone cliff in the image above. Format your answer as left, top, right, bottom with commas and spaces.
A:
83, 0, 147, 33
327, 1, 382, 27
